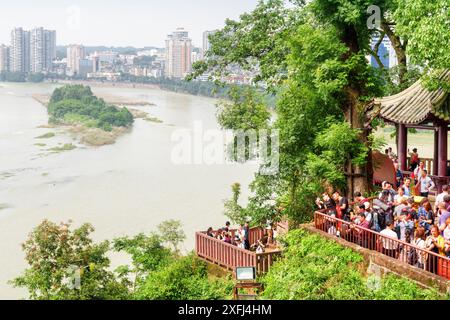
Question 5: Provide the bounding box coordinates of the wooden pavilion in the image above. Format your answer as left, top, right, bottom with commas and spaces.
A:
370, 70, 450, 191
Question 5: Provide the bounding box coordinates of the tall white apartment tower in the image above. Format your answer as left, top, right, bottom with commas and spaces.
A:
67, 44, 86, 75
31, 28, 56, 73
0, 45, 10, 72
165, 28, 192, 79
202, 30, 216, 58
30, 28, 44, 73
43, 29, 56, 71
10, 28, 30, 73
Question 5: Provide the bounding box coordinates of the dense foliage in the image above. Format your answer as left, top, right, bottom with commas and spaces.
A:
10, 220, 130, 300
12, 220, 233, 300
48, 85, 134, 131
135, 254, 233, 300
261, 229, 447, 300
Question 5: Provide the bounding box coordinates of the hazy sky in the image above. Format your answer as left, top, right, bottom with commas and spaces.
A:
0, 0, 259, 48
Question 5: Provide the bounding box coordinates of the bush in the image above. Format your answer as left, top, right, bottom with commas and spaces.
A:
261, 229, 447, 300
135, 254, 233, 300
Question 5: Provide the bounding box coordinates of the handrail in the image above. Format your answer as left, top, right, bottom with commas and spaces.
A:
195, 229, 282, 274
314, 211, 450, 280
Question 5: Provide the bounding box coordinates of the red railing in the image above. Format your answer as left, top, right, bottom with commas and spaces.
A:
314, 211, 450, 280
195, 227, 282, 274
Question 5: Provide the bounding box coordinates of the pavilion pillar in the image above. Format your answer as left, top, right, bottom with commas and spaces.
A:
398, 124, 408, 171
433, 128, 439, 176
438, 122, 448, 177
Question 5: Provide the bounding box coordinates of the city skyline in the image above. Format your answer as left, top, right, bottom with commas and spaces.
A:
0, 0, 259, 48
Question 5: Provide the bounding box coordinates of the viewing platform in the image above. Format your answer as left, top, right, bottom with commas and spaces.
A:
195, 227, 282, 274
313, 211, 450, 284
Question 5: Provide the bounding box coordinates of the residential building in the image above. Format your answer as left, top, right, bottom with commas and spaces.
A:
10, 27, 30, 73
67, 44, 85, 75
202, 30, 216, 58
78, 58, 93, 77
30, 28, 56, 73
0, 45, 10, 72
165, 28, 192, 79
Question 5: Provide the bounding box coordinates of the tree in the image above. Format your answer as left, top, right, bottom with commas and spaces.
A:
223, 183, 246, 225
190, 0, 450, 224
156, 220, 186, 254
11, 220, 130, 300
216, 86, 271, 131
113, 233, 173, 290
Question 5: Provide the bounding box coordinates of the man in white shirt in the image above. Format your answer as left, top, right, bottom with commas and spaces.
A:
380, 222, 399, 258
435, 185, 448, 213
417, 170, 435, 198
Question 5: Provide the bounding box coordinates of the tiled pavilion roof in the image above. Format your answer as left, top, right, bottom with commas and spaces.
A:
372, 70, 450, 124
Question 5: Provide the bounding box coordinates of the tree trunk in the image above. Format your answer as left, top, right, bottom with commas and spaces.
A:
342, 26, 371, 197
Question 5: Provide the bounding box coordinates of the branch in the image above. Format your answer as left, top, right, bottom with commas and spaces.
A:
368, 31, 387, 70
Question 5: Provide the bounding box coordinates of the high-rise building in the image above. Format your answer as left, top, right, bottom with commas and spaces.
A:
43, 29, 56, 71
30, 28, 44, 73
0, 45, 10, 72
202, 30, 216, 58
165, 28, 192, 79
9, 27, 55, 73
67, 44, 86, 75
10, 28, 30, 73
370, 35, 397, 69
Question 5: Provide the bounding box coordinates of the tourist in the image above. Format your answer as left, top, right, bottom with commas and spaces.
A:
380, 222, 399, 258
412, 227, 427, 269
350, 213, 371, 248
425, 225, 446, 274
394, 162, 403, 187
243, 221, 250, 250
388, 147, 396, 160
403, 178, 413, 197
413, 161, 425, 179
379, 182, 396, 202
393, 187, 407, 206
417, 198, 434, 234
443, 218, 450, 257
354, 191, 369, 206
316, 193, 337, 216
224, 221, 231, 232
404, 197, 417, 221
394, 199, 408, 221
206, 227, 214, 238
445, 195, 450, 212
417, 170, 435, 198
435, 185, 448, 213
375, 190, 394, 225
396, 210, 414, 242
223, 232, 232, 244
333, 191, 350, 221
409, 148, 420, 172
438, 202, 450, 235
216, 229, 225, 241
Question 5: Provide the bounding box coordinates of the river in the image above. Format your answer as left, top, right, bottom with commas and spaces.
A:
0, 82, 257, 299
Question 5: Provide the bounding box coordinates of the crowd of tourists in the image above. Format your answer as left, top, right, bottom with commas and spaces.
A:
315, 178, 450, 274
205, 221, 278, 254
